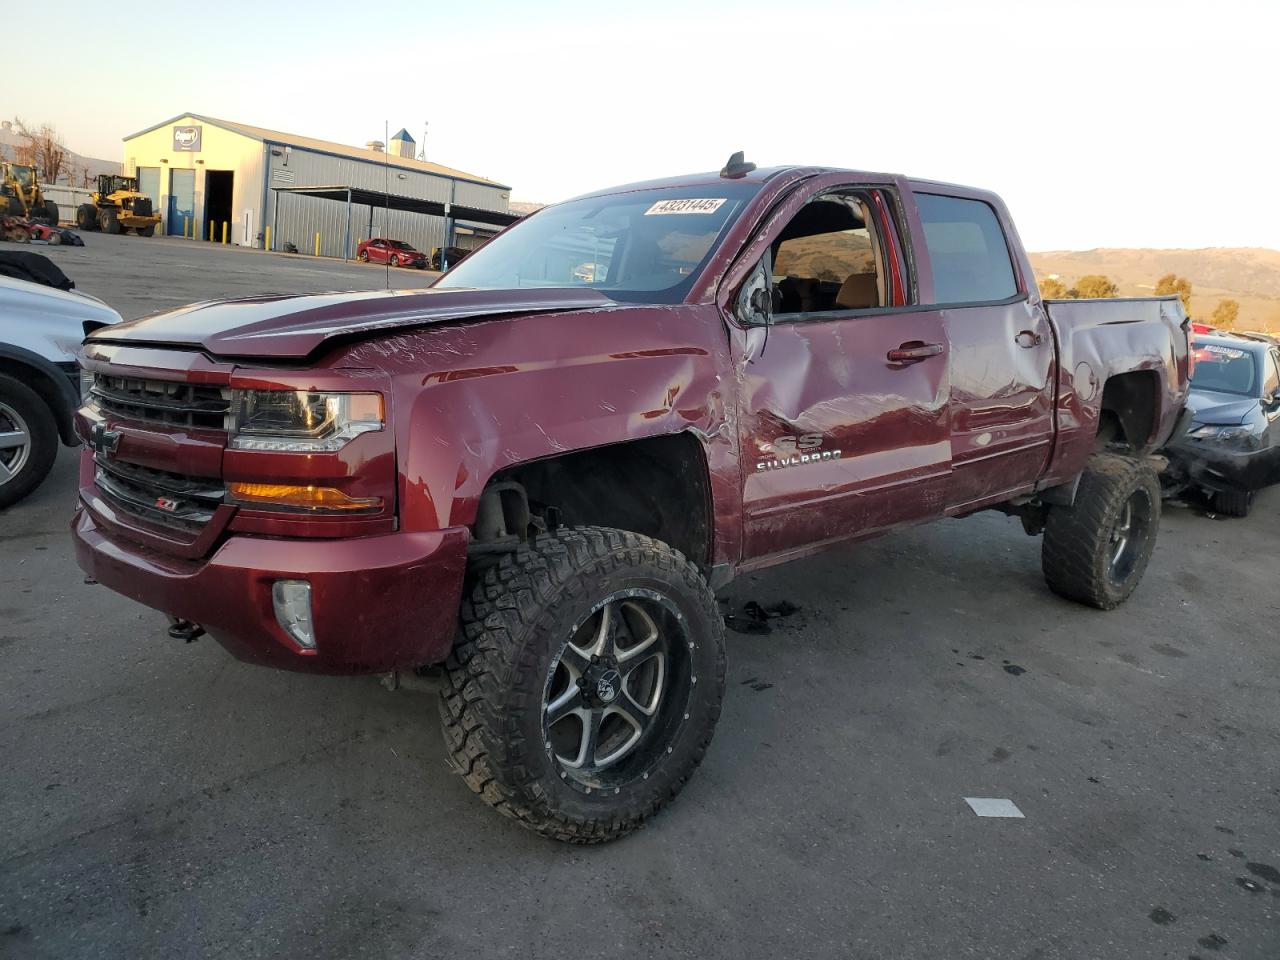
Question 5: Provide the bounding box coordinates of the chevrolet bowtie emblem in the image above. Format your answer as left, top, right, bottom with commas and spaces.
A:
88, 422, 121, 457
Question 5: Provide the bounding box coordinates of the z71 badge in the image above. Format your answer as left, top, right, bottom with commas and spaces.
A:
756, 434, 842, 471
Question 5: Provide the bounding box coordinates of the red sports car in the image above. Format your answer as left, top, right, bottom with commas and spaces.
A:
356, 238, 428, 268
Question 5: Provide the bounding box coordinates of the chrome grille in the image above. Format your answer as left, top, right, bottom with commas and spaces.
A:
91, 374, 230, 430
94, 457, 223, 534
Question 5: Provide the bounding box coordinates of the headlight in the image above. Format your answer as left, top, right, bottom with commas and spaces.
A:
1187, 423, 1260, 450
229, 390, 383, 451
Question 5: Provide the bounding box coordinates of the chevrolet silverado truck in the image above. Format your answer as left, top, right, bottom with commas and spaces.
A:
72, 157, 1190, 842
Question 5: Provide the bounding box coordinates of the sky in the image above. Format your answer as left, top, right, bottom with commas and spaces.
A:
8, 0, 1279, 250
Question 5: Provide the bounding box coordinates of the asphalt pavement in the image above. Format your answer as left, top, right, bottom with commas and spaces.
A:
1, 235, 1277, 959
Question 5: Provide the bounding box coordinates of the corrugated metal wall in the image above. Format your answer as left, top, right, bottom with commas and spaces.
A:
265, 146, 508, 260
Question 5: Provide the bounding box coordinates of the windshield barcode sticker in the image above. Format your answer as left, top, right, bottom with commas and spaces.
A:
644, 198, 727, 216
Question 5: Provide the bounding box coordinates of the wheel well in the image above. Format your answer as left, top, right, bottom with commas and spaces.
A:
1098, 371, 1159, 452
476, 433, 713, 568
0, 356, 74, 443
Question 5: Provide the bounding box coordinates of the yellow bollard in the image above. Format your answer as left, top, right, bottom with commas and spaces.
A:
314, 232, 320, 257
222, 221, 228, 245
264, 225, 271, 251
184, 216, 191, 239
209, 221, 215, 242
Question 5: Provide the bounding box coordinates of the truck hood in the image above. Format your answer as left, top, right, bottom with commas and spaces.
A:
1185, 387, 1258, 425
87, 287, 617, 360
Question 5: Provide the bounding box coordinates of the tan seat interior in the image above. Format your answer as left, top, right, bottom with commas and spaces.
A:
835, 272, 880, 310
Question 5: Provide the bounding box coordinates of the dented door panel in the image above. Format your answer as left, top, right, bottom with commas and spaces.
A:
733, 309, 950, 563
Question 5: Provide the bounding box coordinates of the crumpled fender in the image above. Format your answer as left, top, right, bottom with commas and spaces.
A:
340, 303, 743, 562
1040, 295, 1189, 486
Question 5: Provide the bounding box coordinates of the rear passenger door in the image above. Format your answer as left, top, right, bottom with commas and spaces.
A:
728, 178, 952, 564
910, 192, 1055, 511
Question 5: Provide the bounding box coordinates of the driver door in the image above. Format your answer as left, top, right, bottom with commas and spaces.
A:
725, 177, 951, 565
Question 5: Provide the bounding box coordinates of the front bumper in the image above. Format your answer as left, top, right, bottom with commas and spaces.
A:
72, 506, 469, 675
1164, 436, 1280, 493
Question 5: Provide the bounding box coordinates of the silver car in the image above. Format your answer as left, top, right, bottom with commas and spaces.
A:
0, 273, 121, 508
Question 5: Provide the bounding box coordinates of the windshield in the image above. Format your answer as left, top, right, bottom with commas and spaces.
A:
11, 165, 35, 188
435, 183, 760, 304
1192, 343, 1257, 396
387, 240, 415, 250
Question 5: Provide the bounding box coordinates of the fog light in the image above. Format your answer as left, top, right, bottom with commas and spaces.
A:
272, 580, 315, 648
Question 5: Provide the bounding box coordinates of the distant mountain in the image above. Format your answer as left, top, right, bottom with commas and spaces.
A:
509, 201, 545, 216
1028, 248, 1280, 331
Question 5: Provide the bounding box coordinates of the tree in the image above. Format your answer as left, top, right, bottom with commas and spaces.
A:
1038, 277, 1069, 299
1074, 275, 1119, 299
1211, 298, 1240, 330
12, 119, 66, 184
1155, 273, 1193, 317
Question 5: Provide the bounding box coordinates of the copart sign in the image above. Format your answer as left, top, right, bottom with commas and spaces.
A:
173, 125, 202, 152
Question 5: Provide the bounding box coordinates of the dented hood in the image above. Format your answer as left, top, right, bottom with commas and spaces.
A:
1185, 387, 1259, 426
89, 287, 617, 359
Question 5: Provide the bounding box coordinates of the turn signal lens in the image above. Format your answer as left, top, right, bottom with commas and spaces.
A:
227, 482, 382, 512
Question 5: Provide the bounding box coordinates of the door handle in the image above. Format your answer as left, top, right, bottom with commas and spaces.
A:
1015, 330, 1045, 348
887, 341, 943, 364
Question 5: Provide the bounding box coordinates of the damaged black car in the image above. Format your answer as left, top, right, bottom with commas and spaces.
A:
1163, 333, 1280, 516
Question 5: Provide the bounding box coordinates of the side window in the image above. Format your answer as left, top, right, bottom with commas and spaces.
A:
1264, 350, 1280, 397
915, 193, 1018, 304
771, 191, 890, 317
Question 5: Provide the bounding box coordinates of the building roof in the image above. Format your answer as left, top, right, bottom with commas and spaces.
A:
124, 113, 508, 190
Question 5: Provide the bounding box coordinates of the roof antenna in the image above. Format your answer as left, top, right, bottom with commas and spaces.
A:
720, 151, 756, 179
383, 119, 391, 290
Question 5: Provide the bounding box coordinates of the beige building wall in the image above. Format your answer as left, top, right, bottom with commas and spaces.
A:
123, 115, 265, 244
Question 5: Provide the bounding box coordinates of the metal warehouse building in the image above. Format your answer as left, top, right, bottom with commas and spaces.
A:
122, 113, 515, 258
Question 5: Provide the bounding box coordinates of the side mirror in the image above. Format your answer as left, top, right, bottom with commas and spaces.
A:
736, 255, 774, 327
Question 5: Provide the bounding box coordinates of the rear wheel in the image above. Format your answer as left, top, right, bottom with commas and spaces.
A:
41, 201, 59, 225
0, 374, 58, 509
100, 208, 120, 234
1042, 454, 1161, 610
440, 527, 726, 843
1213, 489, 1254, 518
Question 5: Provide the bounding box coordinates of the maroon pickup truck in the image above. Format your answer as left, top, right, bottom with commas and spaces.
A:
73, 157, 1190, 842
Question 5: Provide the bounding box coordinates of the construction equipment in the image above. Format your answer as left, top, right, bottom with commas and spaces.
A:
76, 174, 160, 237
0, 163, 58, 225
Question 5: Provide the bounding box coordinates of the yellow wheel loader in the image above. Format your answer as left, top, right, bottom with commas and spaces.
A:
0, 162, 58, 225
76, 174, 160, 236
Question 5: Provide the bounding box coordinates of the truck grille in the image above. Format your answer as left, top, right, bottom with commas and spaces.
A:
94, 457, 224, 534
91, 374, 230, 430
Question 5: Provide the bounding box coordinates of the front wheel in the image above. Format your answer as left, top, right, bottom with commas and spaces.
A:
1042, 454, 1161, 609
137, 224, 155, 237
440, 527, 726, 843
1213, 489, 1254, 518
390, 254, 400, 267
0, 374, 58, 509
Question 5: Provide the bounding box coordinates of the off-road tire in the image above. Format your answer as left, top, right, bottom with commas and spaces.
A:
138, 224, 155, 237
439, 526, 726, 843
100, 208, 120, 234
41, 201, 58, 225
76, 204, 97, 231
1213, 489, 1254, 518
1041, 454, 1161, 610
0, 374, 58, 510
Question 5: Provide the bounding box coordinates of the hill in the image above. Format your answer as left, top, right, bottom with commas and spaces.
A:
1028, 248, 1280, 331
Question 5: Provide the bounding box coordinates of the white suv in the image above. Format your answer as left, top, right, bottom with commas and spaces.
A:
0, 274, 121, 508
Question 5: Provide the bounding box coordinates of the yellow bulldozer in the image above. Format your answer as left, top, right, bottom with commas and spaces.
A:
1, 162, 58, 224
76, 174, 161, 236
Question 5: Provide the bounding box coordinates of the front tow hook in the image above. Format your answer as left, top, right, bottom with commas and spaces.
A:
167, 617, 206, 643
